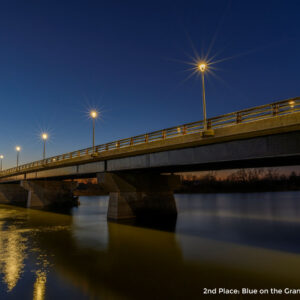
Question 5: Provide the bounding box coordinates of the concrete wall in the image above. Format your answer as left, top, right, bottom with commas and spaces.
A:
106, 131, 300, 172
0, 184, 28, 206
22, 162, 105, 181
99, 173, 179, 220
21, 180, 78, 208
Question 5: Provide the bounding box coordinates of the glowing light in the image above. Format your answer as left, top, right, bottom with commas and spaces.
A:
15, 146, 21, 152
0, 155, 3, 159
90, 110, 98, 119
198, 63, 207, 72
41, 133, 48, 140
289, 100, 295, 108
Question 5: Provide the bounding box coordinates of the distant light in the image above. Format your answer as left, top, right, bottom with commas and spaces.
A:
90, 110, 98, 119
0, 155, 3, 159
289, 100, 295, 108
42, 133, 48, 140
16, 146, 21, 152
198, 63, 207, 72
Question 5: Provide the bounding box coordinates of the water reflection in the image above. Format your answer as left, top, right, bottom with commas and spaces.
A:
33, 270, 46, 300
176, 192, 300, 222
1, 192, 300, 299
71, 196, 109, 250
0, 207, 72, 299
176, 192, 300, 253
0, 217, 27, 292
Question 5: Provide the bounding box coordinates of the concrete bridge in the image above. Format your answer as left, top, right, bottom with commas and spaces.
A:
0, 97, 299, 219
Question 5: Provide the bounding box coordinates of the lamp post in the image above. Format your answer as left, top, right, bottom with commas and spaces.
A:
42, 133, 48, 159
0, 155, 3, 171
16, 146, 21, 167
198, 62, 208, 130
90, 110, 98, 153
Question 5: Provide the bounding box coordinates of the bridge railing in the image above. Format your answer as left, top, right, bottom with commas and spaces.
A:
1, 97, 299, 177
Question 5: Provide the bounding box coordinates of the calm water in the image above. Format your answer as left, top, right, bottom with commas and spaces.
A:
1, 192, 300, 299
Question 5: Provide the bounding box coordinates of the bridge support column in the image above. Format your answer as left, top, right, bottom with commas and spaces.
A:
21, 180, 78, 209
97, 173, 180, 220
0, 184, 28, 206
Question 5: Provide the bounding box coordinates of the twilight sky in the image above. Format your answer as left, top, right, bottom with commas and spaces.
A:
0, 0, 299, 169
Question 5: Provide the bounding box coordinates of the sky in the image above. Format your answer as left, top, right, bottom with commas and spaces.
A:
0, 0, 299, 169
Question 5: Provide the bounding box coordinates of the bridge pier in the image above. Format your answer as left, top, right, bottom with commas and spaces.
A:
97, 172, 180, 220
21, 180, 78, 209
0, 184, 28, 206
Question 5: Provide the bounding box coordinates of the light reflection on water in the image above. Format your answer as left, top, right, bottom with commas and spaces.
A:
33, 270, 46, 300
1, 192, 300, 299
0, 223, 26, 292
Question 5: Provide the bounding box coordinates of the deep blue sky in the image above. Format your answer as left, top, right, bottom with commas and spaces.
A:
0, 0, 299, 168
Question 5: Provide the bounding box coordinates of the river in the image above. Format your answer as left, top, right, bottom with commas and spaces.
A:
1, 192, 300, 299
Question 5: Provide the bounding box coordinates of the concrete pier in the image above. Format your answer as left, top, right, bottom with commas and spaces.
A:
21, 180, 78, 208
0, 184, 28, 206
98, 172, 180, 220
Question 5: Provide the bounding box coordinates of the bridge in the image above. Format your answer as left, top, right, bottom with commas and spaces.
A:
0, 97, 299, 219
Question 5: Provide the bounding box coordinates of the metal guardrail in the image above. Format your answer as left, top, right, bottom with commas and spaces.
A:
0, 97, 299, 177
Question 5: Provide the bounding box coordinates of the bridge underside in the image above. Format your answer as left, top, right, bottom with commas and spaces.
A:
0, 173, 180, 220
0, 181, 78, 210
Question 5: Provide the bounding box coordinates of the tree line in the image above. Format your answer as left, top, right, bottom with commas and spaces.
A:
177, 169, 300, 193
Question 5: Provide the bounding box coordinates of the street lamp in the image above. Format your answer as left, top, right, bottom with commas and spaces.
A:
198, 62, 208, 130
16, 146, 21, 167
197, 62, 214, 136
41, 133, 48, 159
90, 110, 98, 153
0, 155, 3, 171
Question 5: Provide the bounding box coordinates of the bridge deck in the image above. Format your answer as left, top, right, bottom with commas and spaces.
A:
0, 97, 299, 181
